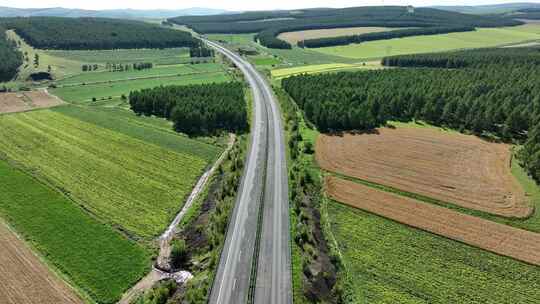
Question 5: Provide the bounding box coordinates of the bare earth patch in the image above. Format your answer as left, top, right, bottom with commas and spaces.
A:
0, 90, 64, 114
278, 27, 393, 44
316, 127, 531, 218
326, 176, 540, 266
0, 222, 83, 304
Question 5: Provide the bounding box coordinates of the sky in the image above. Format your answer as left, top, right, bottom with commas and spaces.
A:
0, 0, 539, 11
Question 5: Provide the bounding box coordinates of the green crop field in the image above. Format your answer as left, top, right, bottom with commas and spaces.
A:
328, 201, 540, 304
0, 159, 150, 304
206, 33, 257, 45
56, 63, 223, 86
206, 33, 357, 65
313, 24, 540, 60
54, 105, 221, 162
51, 72, 230, 103
249, 55, 281, 66
45, 48, 190, 65
0, 110, 208, 238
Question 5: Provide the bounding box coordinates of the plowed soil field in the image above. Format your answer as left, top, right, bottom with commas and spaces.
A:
0, 90, 63, 114
317, 127, 531, 218
0, 222, 83, 304
326, 176, 540, 266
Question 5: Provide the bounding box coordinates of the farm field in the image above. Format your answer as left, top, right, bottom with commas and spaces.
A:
249, 55, 281, 66
0, 110, 208, 238
0, 160, 150, 304
206, 33, 357, 65
316, 127, 530, 218
0, 90, 63, 114
278, 26, 395, 44
327, 200, 540, 304
326, 176, 540, 265
51, 71, 230, 103
206, 33, 257, 46
313, 24, 540, 59
271, 62, 381, 78
53, 105, 221, 162
45, 48, 190, 65
0, 221, 83, 304
56, 63, 222, 86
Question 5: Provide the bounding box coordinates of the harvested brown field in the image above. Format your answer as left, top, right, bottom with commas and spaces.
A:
0, 93, 32, 113
0, 90, 64, 114
0, 222, 83, 304
326, 176, 540, 266
316, 127, 531, 218
278, 27, 394, 44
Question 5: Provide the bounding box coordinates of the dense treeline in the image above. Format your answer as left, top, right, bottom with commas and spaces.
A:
189, 45, 215, 57
0, 17, 199, 50
0, 27, 22, 82
170, 6, 522, 49
383, 47, 540, 68
299, 26, 475, 48
283, 48, 540, 179
129, 82, 247, 136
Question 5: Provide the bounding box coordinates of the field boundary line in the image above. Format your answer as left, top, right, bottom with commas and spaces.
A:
326, 176, 540, 266
0, 161, 100, 304
319, 175, 359, 303
328, 170, 536, 223
56, 71, 224, 88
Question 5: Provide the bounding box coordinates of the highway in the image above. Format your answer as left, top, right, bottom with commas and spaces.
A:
204, 40, 292, 304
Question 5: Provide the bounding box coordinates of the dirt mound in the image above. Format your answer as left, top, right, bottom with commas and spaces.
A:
0, 222, 83, 304
326, 176, 540, 266
317, 127, 531, 218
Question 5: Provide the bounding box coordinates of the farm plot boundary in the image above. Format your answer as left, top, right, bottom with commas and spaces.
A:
326, 176, 540, 266
316, 128, 531, 218
0, 220, 83, 304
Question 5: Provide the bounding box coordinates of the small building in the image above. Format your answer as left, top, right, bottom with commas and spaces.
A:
407, 5, 415, 14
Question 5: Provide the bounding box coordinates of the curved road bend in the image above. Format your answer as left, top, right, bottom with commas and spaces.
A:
204, 40, 292, 304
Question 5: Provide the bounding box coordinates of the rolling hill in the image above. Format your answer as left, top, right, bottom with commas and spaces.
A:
432, 2, 540, 15
0, 6, 229, 19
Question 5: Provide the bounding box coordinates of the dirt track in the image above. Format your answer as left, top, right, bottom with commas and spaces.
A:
0, 222, 83, 304
326, 176, 540, 266
317, 128, 531, 218
0, 90, 64, 114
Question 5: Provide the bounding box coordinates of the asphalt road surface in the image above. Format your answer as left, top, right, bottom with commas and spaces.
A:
205, 40, 292, 304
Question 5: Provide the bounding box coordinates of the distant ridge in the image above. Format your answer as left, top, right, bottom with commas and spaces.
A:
0, 7, 230, 19
432, 2, 540, 15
